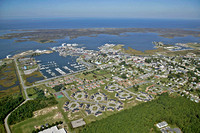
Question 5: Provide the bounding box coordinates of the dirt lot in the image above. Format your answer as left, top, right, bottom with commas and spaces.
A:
33, 106, 58, 117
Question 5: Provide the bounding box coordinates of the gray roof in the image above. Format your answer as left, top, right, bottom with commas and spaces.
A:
71, 118, 86, 128
168, 128, 182, 133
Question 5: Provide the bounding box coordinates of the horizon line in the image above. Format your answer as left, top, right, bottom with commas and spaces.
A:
0, 17, 200, 21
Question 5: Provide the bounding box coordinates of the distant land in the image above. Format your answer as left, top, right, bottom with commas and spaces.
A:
0, 28, 200, 43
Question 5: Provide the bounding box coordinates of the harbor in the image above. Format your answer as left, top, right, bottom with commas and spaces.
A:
34, 52, 86, 78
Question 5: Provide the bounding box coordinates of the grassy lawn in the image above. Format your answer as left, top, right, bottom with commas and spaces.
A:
80, 73, 102, 80
26, 87, 38, 99
55, 96, 72, 130
76, 72, 107, 81
65, 81, 78, 89
45, 85, 56, 94
87, 89, 99, 95
76, 73, 95, 80
139, 83, 153, 91
100, 89, 118, 101
123, 99, 140, 109
11, 87, 71, 133
11, 107, 64, 133
27, 84, 52, 99
83, 80, 119, 101
84, 109, 119, 125
70, 111, 85, 120
93, 69, 112, 76
27, 79, 146, 132
21, 78, 150, 132
58, 88, 123, 132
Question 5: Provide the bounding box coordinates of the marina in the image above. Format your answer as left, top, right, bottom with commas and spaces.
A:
1, 29, 200, 59
63, 66, 74, 73
55, 68, 66, 75
34, 52, 86, 78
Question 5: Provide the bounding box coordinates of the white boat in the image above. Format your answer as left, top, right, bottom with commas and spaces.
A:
40, 67, 45, 70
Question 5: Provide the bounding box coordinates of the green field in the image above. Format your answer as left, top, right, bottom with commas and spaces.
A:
11, 84, 72, 133
27, 87, 39, 99
11, 107, 64, 133
76, 69, 112, 81
27, 84, 52, 99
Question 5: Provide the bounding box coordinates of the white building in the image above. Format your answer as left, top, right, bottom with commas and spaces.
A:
156, 121, 168, 129
39, 126, 66, 133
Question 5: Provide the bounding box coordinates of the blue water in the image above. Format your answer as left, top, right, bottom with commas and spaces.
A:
0, 18, 199, 78
0, 32, 199, 59
0, 18, 199, 58
34, 52, 86, 78
26, 76, 44, 83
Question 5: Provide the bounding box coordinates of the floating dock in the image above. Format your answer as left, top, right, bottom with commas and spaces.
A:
55, 68, 66, 75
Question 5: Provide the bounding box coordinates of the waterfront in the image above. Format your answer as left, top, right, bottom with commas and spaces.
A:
0, 18, 200, 59
34, 52, 86, 78
0, 18, 200, 79
0, 32, 200, 59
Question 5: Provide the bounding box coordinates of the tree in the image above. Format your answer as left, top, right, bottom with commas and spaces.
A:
81, 93, 200, 133
53, 84, 65, 92
121, 74, 127, 79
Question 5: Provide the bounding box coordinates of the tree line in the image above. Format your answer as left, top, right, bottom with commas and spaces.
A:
8, 95, 58, 125
53, 84, 66, 92
0, 93, 24, 124
81, 93, 200, 133
0, 93, 24, 133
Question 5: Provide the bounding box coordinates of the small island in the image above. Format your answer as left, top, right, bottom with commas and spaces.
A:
1, 28, 200, 43
112, 41, 200, 56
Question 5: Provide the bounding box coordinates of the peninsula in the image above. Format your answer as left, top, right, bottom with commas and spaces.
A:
1, 28, 200, 43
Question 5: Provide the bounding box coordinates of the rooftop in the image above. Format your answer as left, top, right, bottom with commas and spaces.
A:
156, 121, 168, 129
71, 118, 86, 128
38, 126, 66, 133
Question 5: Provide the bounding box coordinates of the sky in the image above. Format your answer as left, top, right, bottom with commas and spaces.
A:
0, 0, 200, 19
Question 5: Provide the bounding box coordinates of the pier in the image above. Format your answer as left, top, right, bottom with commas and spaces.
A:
55, 68, 66, 75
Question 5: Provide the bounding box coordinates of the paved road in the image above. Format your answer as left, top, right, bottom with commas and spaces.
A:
3, 60, 127, 133
4, 99, 29, 133
75, 78, 109, 89
62, 90, 107, 105
122, 81, 151, 96
62, 80, 151, 106
4, 59, 31, 133
14, 58, 30, 100
14, 59, 98, 94
35, 66, 99, 84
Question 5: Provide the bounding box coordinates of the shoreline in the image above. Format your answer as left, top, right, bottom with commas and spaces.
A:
1, 28, 200, 43
113, 43, 200, 56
